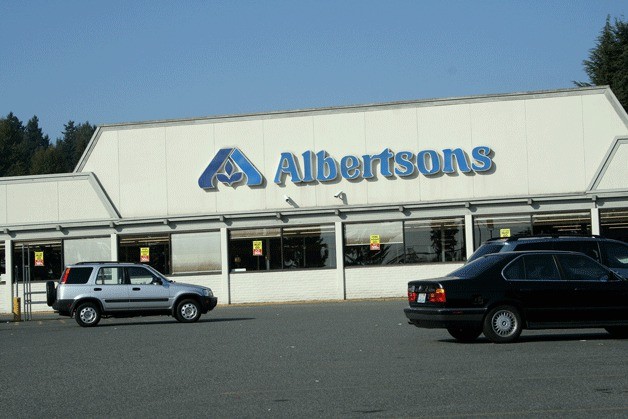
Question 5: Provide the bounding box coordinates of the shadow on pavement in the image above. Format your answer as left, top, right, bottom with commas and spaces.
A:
95, 317, 255, 328
439, 331, 617, 344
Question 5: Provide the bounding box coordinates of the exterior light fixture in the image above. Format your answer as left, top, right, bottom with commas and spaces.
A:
276, 212, 282, 219
334, 190, 344, 199
283, 195, 291, 203
527, 198, 533, 205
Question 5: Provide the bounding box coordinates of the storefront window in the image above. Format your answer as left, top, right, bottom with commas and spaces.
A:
119, 236, 171, 274
474, 215, 531, 249
282, 226, 336, 269
531, 212, 591, 235
600, 209, 628, 243
172, 231, 221, 274
344, 222, 404, 266
229, 228, 281, 271
12, 241, 63, 282
474, 212, 592, 249
64, 237, 112, 265
404, 218, 465, 263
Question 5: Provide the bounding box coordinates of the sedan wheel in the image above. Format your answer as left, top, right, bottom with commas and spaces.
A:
605, 327, 628, 339
483, 305, 522, 343
447, 326, 482, 343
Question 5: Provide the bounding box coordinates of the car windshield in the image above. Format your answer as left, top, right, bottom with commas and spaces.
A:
447, 254, 508, 278
466, 243, 504, 263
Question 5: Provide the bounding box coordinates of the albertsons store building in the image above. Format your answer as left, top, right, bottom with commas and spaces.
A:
1, 86, 628, 314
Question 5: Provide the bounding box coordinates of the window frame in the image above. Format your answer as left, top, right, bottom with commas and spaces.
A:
228, 224, 337, 273
344, 218, 466, 268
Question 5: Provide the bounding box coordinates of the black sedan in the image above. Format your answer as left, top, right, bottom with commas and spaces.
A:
404, 251, 628, 343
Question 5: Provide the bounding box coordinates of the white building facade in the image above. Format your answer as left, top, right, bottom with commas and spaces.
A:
1, 86, 628, 313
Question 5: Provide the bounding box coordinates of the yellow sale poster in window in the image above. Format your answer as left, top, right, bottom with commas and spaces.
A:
253, 240, 263, 256
140, 247, 150, 262
370, 235, 380, 251
34, 251, 44, 266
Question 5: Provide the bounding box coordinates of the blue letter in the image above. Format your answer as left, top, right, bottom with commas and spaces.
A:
340, 155, 361, 180
471, 146, 493, 172
362, 148, 394, 179
442, 148, 471, 173
301, 150, 315, 182
417, 150, 441, 175
274, 152, 303, 184
316, 150, 339, 182
394, 151, 415, 177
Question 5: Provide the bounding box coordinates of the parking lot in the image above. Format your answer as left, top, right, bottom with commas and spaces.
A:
1, 299, 627, 418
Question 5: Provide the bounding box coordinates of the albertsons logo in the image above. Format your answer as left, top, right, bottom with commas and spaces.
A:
198, 148, 263, 189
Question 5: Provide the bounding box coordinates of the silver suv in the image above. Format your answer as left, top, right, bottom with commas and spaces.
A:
46, 262, 217, 327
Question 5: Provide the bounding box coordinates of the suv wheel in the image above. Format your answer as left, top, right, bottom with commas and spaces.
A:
447, 326, 482, 342
483, 305, 522, 343
175, 299, 201, 323
46, 281, 57, 306
75, 302, 101, 327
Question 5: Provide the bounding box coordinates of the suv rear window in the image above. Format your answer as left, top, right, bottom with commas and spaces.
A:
601, 242, 628, 269
64, 267, 93, 284
467, 243, 504, 263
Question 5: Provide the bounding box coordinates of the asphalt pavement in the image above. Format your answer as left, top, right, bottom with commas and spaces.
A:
1, 299, 627, 418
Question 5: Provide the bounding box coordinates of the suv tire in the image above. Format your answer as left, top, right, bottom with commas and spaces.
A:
75, 302, 101, 327
175, 299, 201, 323
483, 305, 522, 343
46, 281, 56, 307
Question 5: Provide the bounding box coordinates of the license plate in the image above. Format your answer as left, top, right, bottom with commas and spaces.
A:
417, 293, 426, 303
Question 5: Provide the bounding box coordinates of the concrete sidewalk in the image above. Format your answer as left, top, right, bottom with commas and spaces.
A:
1, 311, 58, 323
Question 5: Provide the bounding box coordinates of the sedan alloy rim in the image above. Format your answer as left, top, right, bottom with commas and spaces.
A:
492, 310, 516, 336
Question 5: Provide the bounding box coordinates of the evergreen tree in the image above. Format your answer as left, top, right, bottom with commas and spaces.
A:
577, 16, 628, 111
0, 112, 26, 176
58, 120, 95, 172
0, 113, 95, 176
30, 147, 64, 174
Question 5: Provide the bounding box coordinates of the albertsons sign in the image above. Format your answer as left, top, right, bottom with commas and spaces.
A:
199, 146, 493, 190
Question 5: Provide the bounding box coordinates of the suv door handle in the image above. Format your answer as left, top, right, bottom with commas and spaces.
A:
94, 288, 102, 291
132, 287, 141, 291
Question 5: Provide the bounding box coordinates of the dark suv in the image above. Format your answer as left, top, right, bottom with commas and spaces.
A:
468, 235, 628, 278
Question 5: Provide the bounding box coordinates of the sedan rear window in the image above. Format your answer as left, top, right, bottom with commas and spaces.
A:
447, 254, 509, 278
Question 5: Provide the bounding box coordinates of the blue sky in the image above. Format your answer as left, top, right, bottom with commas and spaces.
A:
1, 1, 626, 139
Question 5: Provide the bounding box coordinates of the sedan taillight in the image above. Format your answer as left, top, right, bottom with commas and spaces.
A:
428, 288, 446, 303
408, 289, 418, 303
